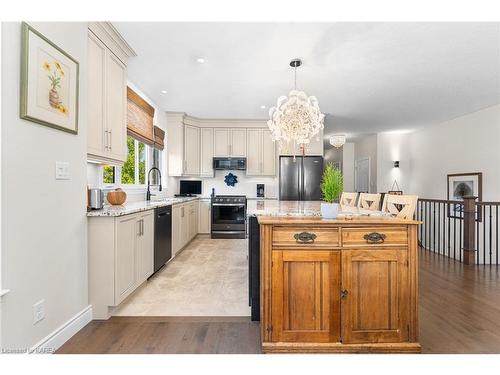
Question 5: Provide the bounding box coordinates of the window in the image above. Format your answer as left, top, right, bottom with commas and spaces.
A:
103, 165, 116, 184
101, 135, 162, 188
122, 136, 147, 185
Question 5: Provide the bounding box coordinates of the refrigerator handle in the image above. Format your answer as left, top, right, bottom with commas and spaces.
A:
299, 157, 303, 201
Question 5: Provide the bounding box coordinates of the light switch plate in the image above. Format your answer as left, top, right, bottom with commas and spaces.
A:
55, 161, 70, 180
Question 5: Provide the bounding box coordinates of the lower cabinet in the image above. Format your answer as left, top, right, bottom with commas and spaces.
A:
271, 250, 340, 343
88, 210, 154, 319
341, 249, 409, 344
198, 199, 211, 234
171, 200, 202, 257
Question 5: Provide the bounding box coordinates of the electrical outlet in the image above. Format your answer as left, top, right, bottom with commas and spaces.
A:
55, 161, 70, 180
33, 299, 45, 324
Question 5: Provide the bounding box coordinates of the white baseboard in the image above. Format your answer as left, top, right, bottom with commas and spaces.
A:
30, 305, 92, 353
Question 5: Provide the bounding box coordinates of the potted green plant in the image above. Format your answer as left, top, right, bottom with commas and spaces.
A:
320, 163, 343, 218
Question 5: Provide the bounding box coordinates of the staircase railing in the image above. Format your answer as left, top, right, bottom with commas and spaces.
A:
416, 197, 499, 265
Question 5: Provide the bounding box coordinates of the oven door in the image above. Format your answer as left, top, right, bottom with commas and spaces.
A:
211, 204, 246, 232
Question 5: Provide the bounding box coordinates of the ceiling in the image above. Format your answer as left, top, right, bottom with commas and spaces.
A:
114, 22, 500, 138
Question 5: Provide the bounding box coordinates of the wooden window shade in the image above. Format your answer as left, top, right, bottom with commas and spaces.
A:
153, 126, 165, 150
127, 87, 155, 145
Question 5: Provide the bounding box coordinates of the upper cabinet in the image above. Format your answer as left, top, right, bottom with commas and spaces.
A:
246, 129, 276, 176
200, 128, 214, 177
87, 22, 136, 165
213, 128, 247, 157
167, 113, 277, 177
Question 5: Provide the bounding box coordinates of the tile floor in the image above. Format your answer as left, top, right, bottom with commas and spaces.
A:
113, 235, 251, 316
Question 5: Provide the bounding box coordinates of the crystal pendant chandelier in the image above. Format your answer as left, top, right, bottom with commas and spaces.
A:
267, 59, 325, 154
329, 135, 346, 148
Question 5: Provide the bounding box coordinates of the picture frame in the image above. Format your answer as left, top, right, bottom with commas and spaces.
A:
20, 22, 79, 134
447, 172, 482, 221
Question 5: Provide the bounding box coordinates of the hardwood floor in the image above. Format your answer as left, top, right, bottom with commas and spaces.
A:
57, 249, 500, 354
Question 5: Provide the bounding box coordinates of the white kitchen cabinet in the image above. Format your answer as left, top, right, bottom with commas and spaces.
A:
214, 128, 230, 156
230, 128, 247, 156
184, 125, 200, 175
246, 129, 276, 176
88, 210, 154, 319
114, 214, 137, 304
188, 201, 199, 240
198, 199, 211, 234
87, 24, 134, 165
172, 204, 182, 255
200, 128, 214, 177
214, 128, 247, 157
136, 211, 154, 282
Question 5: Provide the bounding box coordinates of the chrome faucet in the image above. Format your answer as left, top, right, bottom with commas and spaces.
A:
146, 167, 162, 201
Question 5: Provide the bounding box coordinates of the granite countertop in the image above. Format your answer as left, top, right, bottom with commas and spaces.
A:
247, 200, 393, 218
87, 196, 200, 217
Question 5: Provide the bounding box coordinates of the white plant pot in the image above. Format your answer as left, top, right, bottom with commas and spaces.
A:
320, 202, 340, 219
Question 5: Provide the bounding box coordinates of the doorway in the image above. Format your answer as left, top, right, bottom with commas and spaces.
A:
355, 157, 370, 192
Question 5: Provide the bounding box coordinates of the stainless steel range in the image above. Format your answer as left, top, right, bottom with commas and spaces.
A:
211, 195, 247, 239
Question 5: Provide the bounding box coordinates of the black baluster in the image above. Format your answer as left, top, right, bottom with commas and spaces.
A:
477, 205, 480, 265
433, 201, 436, 253
489, 205, 493, 265
459, 207, 463, 262
496, 205, 499, 266
483, 205, 486, 265
453, 208, 457, 260
438, 202, 441, 255
447, 202, 451, 258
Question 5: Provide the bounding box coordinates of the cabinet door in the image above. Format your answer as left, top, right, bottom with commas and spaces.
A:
341, 249, 409, 344
214, 129, 230, 157
271, 250, 340, 343
200, 128, 214, 177
87, 32, 106, 158
184, 125, 200, 175
181, 205, 190, 248
261, 129, 276, 175
115, 214, 138, 304
172, 205, 182, 256
246, 129, 261, 175
137, 212, 154, 282
105, 52, 127, 162
198, 199, 211, 234
230, 128, 247, 156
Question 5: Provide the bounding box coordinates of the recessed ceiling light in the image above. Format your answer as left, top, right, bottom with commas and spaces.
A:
160, 90, 167, 94
260, 105, 266, 109
197, 57, 205, 64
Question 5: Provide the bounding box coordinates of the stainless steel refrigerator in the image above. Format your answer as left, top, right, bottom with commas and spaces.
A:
279, 156, 324, 201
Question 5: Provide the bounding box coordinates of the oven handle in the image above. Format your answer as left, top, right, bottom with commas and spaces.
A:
211, 231, 246, 234
211, 203, 246, 207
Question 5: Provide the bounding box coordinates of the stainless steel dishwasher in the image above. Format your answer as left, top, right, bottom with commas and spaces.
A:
153, 205, 172, 275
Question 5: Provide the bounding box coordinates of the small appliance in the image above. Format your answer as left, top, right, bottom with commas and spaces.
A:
256, 184, 265, 198
88, 188, 104, 210
213, 157, 246, 170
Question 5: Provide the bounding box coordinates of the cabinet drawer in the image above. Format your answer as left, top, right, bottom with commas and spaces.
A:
342, 227, 408, 246
273, 226, 339, 247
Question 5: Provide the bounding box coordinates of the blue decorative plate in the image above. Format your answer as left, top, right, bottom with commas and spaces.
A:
224, 173, 238, 187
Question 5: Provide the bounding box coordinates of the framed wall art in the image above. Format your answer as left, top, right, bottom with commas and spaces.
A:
447, 172, 482, 221
20, 22, 79, 134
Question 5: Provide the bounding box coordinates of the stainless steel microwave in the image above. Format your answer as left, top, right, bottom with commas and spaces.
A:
213, 157, 246, 170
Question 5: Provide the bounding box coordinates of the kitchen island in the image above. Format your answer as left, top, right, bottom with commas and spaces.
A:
253, 204, 420, 353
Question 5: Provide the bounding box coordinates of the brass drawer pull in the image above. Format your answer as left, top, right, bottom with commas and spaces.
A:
363, 232, 386, 244
294, 232, 317, 244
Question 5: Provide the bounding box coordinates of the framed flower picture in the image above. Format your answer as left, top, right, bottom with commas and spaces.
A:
20, 22, 79, 134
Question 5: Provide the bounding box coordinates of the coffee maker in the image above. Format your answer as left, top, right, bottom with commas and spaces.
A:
256, 184, 265, 198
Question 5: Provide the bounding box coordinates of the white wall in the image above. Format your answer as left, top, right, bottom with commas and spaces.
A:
377, 132, 411, 193
342, 142, 355, 191
354, 134, 378, 192
408, 104, 500, 200
376, 104, 500, 201
1, 22, 88, 349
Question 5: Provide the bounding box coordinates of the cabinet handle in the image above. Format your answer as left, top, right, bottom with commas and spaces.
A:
104, 130, 109, 151
363, 232, 386, 244
293, 232, 317, 244
109, 130, 112, 151
137, 220, 141, 236
341, 289, 349, 299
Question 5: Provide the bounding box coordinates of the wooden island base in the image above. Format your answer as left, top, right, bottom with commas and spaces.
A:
263, 342, 422, 354
258, 216, 421, 354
